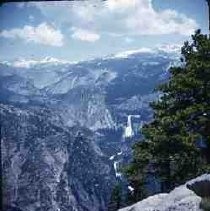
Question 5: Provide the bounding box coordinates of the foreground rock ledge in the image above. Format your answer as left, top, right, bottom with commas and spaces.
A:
119, 174, 210, 211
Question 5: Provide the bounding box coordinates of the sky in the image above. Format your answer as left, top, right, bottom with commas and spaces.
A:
0, 0, 208, 62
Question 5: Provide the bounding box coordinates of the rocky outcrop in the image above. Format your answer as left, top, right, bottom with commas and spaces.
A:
119, 175, 210, 211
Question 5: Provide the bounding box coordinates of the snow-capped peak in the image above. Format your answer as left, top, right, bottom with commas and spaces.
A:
0, 44, 181, 69
111, 44, 181, 59
2, 57, 75, 69
114, 48, 155, 59
155, 44, 182, 54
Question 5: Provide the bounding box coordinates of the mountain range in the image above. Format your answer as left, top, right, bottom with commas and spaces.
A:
0, 46, 180, 211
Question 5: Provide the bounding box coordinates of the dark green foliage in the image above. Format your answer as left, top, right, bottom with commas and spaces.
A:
123, 190, 135, 207
108, 184, 123, 211
125, 30, 210, 203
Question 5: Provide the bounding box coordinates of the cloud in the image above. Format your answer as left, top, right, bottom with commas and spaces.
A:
105, 0, 137, 10
30, 0, 198, 37
0, 23, 64, 47
71, 27, 100, 42
104, 0, 198, 36
125, 2, 197, 35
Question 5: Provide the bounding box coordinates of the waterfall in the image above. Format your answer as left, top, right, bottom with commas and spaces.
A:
124, 115, 140, 138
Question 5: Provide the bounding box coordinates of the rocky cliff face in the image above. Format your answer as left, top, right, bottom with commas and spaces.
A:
1, 104, 115, 211
0, 49, 179, 210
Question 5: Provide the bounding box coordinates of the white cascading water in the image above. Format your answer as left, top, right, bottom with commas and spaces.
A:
124, 115, 140, 138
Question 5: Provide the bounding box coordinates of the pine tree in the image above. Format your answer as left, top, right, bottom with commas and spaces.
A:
125, 30, 210, 202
